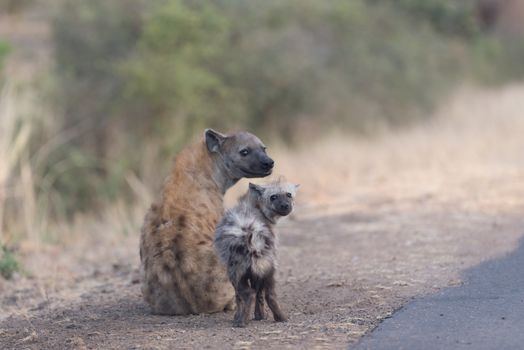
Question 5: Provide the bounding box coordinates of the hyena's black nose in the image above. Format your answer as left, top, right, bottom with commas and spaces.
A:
263, 159, 274, 170
280, 203, 289, 211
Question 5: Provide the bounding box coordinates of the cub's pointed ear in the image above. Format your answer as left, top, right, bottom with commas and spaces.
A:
289, 183, 300, 195
204, 128, 227, 153
249, 183, 265, 196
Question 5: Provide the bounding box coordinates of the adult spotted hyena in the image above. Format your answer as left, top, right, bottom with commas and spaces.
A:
139, 129, 274, 315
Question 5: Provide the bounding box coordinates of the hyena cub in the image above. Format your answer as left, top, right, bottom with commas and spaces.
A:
214, 181, 299, 327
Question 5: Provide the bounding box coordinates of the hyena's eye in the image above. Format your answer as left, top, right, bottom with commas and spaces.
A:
270, 195, 277, 201
239, 148, 250, 156
286, 192, 292, 198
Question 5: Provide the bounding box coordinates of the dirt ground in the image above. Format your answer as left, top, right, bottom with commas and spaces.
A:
2, 85, 524, 349
1, 180, 523, 349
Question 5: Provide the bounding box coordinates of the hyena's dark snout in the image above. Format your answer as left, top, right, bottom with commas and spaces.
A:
276, 202, 292, 216
261, 157, 274, 172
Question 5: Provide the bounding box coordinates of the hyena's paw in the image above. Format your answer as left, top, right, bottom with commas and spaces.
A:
254, 305, 266, 321
224, 300, 236, 312
254, 310, 266, 321
232, 319, 248, 328
273, 313, 288, 322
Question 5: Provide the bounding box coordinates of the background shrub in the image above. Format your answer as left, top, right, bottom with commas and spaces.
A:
26, 0, 524, 217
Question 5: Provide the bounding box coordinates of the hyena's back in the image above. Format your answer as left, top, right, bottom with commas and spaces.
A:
139, 144, 235, 315
140, 203, 234, 315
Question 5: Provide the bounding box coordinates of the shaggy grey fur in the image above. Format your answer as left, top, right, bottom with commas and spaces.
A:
214, 181, 299, 327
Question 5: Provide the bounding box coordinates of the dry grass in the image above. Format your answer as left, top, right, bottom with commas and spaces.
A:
0, 82, 37, 245
3, 83, 524, 244
231, 84, 524, 216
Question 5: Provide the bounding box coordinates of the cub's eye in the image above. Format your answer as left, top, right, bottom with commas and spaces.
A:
239, 148, 250, 156
286, 192, 292, 198
262, 146, 267, 153
270, 195, 277, 201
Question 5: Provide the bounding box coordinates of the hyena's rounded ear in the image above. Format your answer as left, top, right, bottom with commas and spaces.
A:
249, 183, 265, 196
204, 128, 227, 153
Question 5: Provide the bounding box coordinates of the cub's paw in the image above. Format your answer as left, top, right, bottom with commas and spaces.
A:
232, 319, 247, 328
274, 313, 288, 322
254, 313, 266, 321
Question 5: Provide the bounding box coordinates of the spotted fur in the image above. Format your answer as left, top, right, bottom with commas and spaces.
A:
140, 129, 273, 315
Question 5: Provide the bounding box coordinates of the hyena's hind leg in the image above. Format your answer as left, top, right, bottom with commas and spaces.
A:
264, 274, 287, 322
252, 277, 266, 320
233, 276, 254, 328
254, 289, 266, 320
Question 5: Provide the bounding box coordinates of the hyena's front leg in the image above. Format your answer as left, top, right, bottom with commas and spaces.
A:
254, 289, 266, 320
233, 277, 254, 328
265, 275, 287, 322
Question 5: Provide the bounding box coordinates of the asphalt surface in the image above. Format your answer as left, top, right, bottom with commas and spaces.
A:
355, 236, 524, 350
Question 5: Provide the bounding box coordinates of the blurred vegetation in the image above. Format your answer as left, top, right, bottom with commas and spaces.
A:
0, 0, 33, 14
0, 40, 8, 76
0, 245, 19, 279
7, 0, 524, 220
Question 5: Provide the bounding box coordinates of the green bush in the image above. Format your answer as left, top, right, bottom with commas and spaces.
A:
0, 41, 9, 76
123, 0, 465, 138
45, 0, 524, 216
0, 0, 33, 14
0, 245, 20, 280
52, 0, 144, 152
48, 0, 146, 214
390, 0, 480, 37
122, 0, 240, 151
